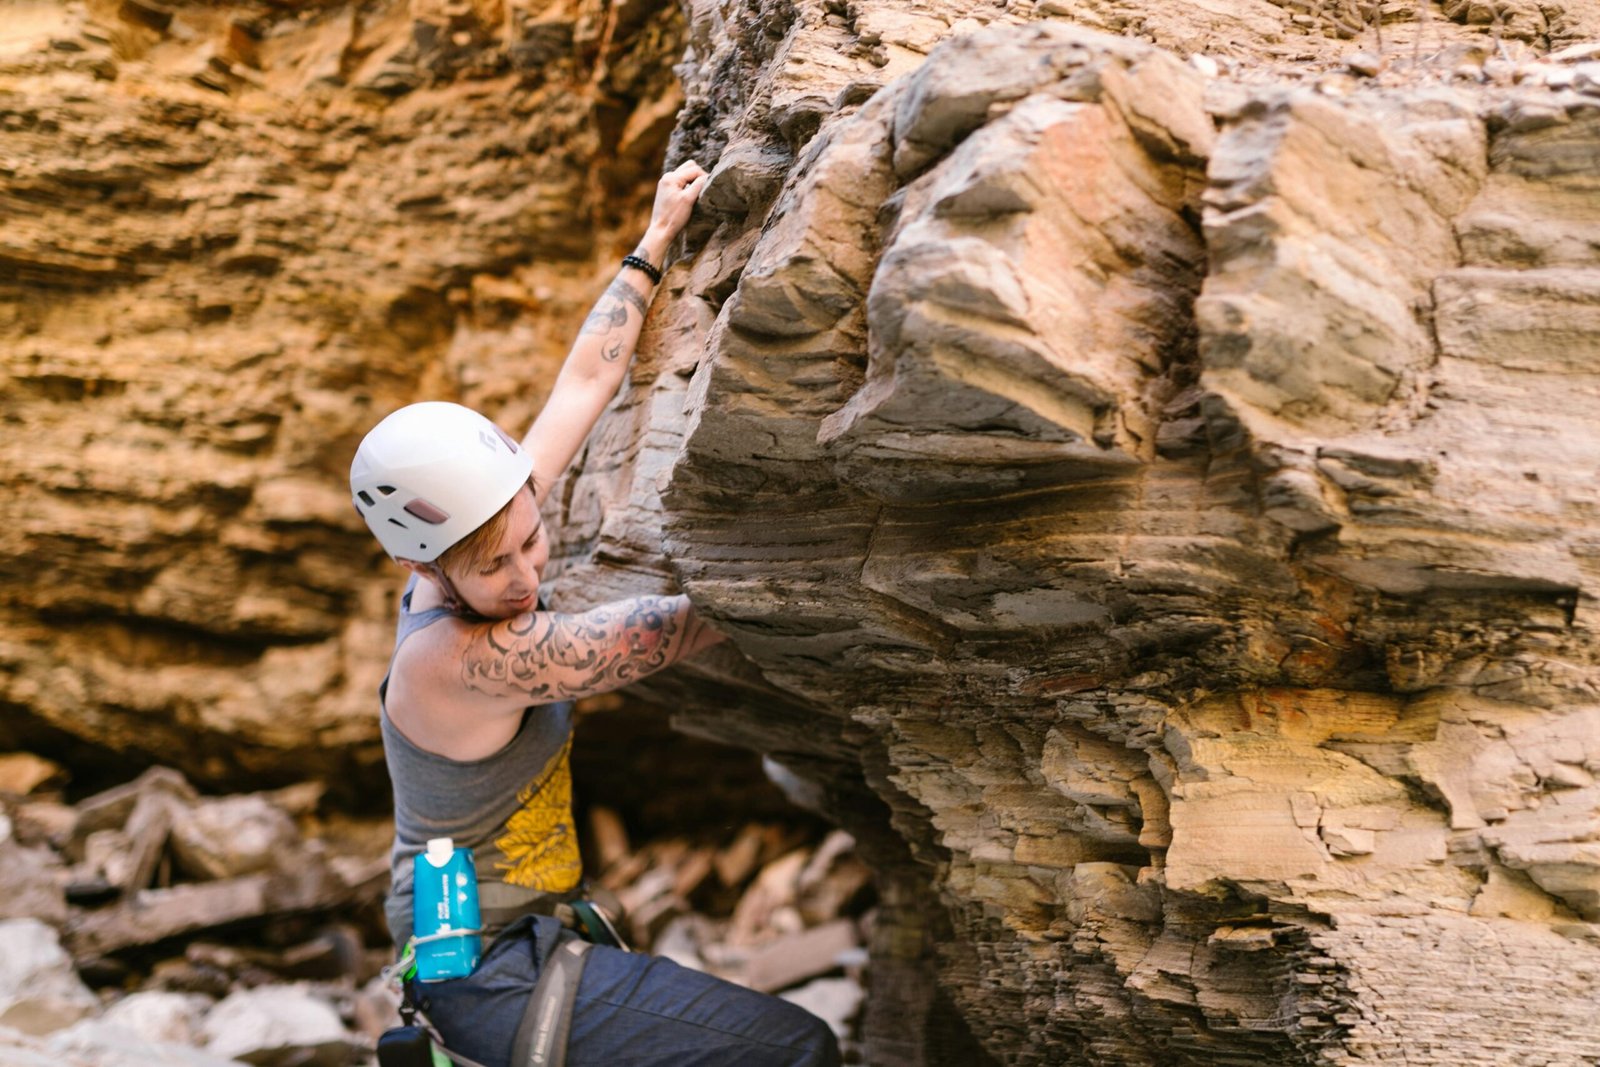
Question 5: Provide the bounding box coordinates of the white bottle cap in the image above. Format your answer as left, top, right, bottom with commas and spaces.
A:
424, 837, 454, 868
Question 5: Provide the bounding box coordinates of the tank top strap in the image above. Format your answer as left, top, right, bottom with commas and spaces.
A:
395, 573, 457, 643
380, 574, 458, 705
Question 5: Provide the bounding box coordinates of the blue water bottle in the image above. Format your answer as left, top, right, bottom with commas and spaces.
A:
412, 837, 482, 981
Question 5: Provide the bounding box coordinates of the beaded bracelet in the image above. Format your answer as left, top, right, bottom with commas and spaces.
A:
621, 254, 662, 285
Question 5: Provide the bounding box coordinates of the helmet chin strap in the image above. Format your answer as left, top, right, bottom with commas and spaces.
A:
420, 561, 478, 618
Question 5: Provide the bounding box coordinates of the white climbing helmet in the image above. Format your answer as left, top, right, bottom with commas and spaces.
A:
350, 401, 533, 563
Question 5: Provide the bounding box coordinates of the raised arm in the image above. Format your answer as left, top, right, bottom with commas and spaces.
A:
456, 594, 724, 709
524, 159, 709, 507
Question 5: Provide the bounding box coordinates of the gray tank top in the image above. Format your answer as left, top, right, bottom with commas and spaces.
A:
380, 577, 579, 945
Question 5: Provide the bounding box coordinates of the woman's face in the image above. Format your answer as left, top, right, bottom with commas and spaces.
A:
443, 485, 549, 619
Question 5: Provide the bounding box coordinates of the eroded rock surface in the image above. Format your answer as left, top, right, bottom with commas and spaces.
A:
6, 0, 1600, 1064
552, 7, 1600, 1065
1, 0, 687, 792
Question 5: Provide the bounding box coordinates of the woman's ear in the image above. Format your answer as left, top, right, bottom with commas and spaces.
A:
395, 558, 430, 580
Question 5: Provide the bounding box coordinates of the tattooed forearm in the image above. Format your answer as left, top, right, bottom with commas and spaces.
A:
577, 294, 626, 337
577, 276, 650, 337
602, 338, 624, 362
613, 276, 649, 317
461, 594, 716, 702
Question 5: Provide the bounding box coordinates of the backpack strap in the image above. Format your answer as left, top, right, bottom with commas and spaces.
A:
511, 935, 593, 1067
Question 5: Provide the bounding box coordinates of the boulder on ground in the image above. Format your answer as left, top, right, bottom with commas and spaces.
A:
100, 990, 214, 1046
199, 984, 359, 1067
47, 1019, 249, 1067
0, 839, 69, 925
0, 918, 99, 1036
169, 796, 301, 882
780, 976, 866, 1041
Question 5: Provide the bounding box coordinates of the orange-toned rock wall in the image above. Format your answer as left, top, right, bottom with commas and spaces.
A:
6, 0, 1600, 1064
3, 0, 684, 793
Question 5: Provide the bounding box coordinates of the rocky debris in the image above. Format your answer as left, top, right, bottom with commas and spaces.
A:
7, 1019, 249, 1067
99, 991, 214, 1046
781, 975, 868, 1044
0, 823, 72, 926
741, 919, 861, 994
50, 769, 386, 963
593, 822, 876, 1062
596, 822, 875, 990
0, 763, 390, 1064
168, 795, 302, 882
0, 755, 869, 1064
0, 919, 100, 1036
198, 985, 361, 1067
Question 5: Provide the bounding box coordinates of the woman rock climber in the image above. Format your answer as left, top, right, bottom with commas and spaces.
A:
350, 158, 840, 1067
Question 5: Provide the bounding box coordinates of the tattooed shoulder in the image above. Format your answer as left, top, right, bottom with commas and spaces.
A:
458, 596, 688, 702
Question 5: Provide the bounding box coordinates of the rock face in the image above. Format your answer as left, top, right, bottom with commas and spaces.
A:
550, 5, 1600, 1065
0, 0, 687, 795
7, 0, 1600, 1065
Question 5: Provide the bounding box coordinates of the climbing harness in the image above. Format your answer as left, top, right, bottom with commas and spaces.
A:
563, 896, 629, 951
377, 897, 626, 1067
511, 937, 592, 1067
377, 938, 486, 1067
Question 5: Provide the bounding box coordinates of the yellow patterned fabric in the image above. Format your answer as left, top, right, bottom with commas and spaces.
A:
494, 736, 582, 893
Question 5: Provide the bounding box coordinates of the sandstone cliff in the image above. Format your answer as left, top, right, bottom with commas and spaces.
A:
3, 0, 688, 793
5, 0, 1600, 1064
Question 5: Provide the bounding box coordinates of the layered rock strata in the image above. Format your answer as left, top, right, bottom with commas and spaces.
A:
552, 6, 1600, 1065
5, 0, 1600, 1064
1, 0, 686, 794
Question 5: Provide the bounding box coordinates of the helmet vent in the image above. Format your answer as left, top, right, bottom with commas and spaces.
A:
491, 425, 520, 454
356, 490, 375, 507
387, 518, 407, 528
403, 499, 450, 524
377, 485, 397, 496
